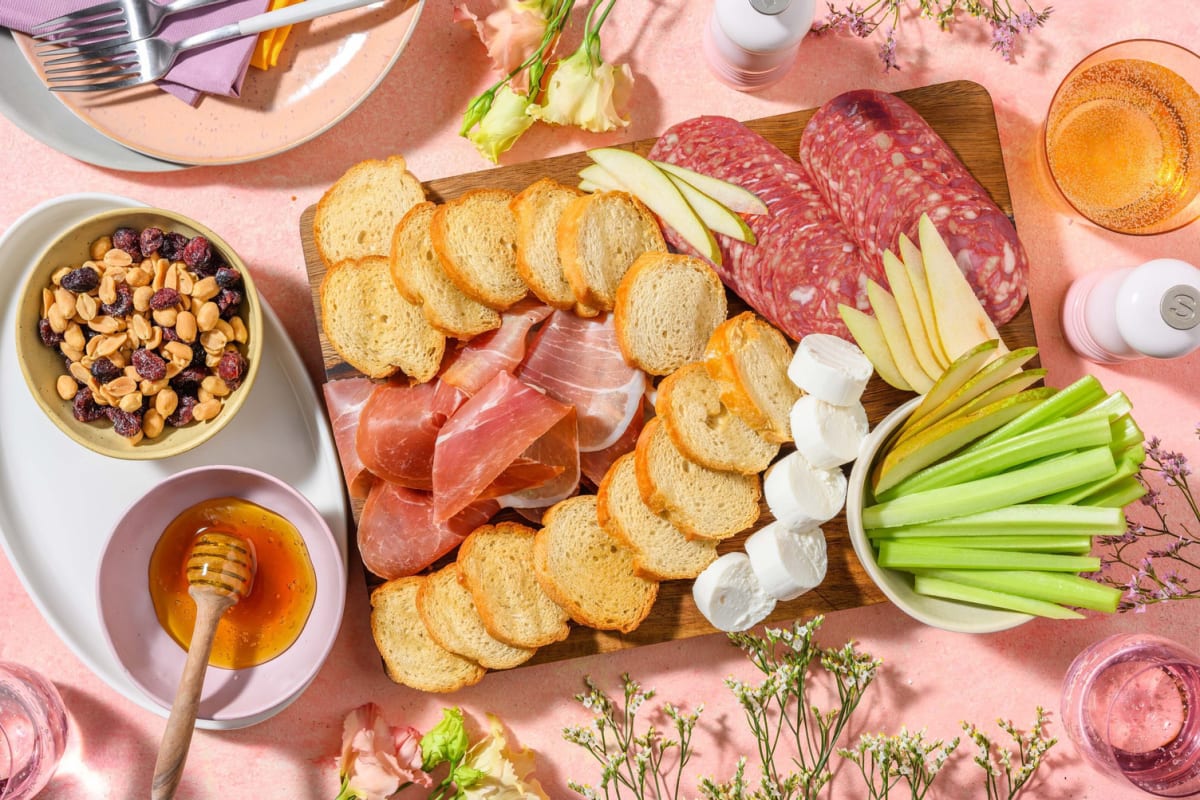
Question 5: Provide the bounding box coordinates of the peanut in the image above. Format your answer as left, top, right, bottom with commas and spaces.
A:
230, 316, 248, 344
99, 274, 117, 306
56, 374, 77, 400
175, 311, 198, 342
196, 301, 220, 332
87, 315, 119, 334
90, 236, 113, 261
152, 307, 178, 328
201, 375, 230, 397
191, 276, 219, 304
63, 323, 86, 352
103, 248, 133, 268
118, 392, 143, 413
133, 285, 154, 313
192, 398, 222, 422
143, 409, 164, 439
105, 376, 137, 397
69, 361, 91, 384
156, 388, 178, 418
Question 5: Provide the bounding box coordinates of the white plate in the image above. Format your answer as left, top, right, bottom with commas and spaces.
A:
0, 31, 185, 173
0, 193, 349, 729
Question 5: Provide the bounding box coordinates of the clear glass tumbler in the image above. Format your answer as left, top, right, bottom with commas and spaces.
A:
1062, 633, 1200, 797
0, 662, 68, 800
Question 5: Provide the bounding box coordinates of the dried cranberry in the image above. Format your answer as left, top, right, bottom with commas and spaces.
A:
216, 288, 242, 319
90, 357, 123, 384
139, 227, 164, 257
189, 342, 206, 368
217, 350, 247, 384
108, 407, 142, 438
131, 348, 167, 381
159, 232, 188, 261
214, 266, 242, 289
112, 227, 142, 260
181, 236, 212, 271
72, 387, 106, 423
149, 288, 181, 311
38, 318, 63, 347
166, 395, 198, 427
170, 367, 207, 393
61, 266, 99, 293
161, 326, 180, 344
100, 283, 134, 317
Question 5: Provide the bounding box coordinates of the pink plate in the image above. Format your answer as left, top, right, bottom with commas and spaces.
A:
15, 0, 423, 166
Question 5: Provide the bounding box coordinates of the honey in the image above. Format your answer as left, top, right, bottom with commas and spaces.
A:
149, 496, 316, 669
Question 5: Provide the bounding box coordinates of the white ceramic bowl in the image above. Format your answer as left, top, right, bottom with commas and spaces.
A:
845, 397, 1032, 634
96, 465, 346, 728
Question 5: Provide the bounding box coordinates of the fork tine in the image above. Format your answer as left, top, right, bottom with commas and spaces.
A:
29, 1, 123, 33
51, 73, 147, 93
43, 50, 139, 75
34, 25, 131, 56
33, 14, 126, 44
42, 43, 136, 68
44, 58, 138, 79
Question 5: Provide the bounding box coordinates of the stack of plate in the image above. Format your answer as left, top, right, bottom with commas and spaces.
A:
0, 0, 424, 171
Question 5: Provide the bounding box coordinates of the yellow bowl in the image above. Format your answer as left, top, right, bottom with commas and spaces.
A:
14, 207, 262, 460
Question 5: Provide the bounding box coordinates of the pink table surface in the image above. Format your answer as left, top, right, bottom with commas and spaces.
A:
2, 2, 1199, 798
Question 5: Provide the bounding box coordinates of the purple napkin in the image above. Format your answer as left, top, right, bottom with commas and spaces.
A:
1, 0, 271, 105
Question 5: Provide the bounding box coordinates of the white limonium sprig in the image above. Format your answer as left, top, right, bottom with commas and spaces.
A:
962, 707, 1058, 800
839, 727, 961, 800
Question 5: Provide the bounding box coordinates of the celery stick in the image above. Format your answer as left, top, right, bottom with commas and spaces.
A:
877, 541, 1101, 571
1109, 413, 1144, 455
865, 504, 1125, 538
876, 415, 1112, 501
961, 375, 1105, 453
863, 447, 1116, 529
898, 535, 1093, 553
1036, 445, 1145, 505
1074, 390, 1133, 422
915, 568, 1121, 613
912, 575, 1083, 619
1080, 476, 1147, 508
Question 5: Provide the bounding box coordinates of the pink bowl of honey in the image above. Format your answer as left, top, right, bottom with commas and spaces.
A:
96, 465, 345, 730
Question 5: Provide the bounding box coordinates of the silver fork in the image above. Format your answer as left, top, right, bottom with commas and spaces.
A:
31, 0, 233, 54
41, 0, 385, 93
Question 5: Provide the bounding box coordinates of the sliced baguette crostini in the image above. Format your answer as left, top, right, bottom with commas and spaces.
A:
431, 188, 528, 310
313, 154, 425, 266
416, 563, 535, 671
704, 312, 800, 444
511, 179, 598, 315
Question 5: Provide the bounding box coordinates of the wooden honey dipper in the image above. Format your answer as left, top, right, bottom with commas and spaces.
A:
151, 530, 256, 800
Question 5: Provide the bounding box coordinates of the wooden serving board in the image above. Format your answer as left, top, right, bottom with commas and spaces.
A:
302, 79, 1038, 666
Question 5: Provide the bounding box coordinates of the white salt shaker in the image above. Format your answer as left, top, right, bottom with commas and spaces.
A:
703, 0, 816, 92
1062, 258, 1200, 364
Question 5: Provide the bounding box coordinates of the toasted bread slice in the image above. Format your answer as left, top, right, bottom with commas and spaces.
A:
558, 190, 666, 312
416, 563, 535, 670
614, 252, 727, 376
431, 189, 527, 310
457, 521, 570, 648
511, 179, 598, 315
704, 312, 799, 443
370, 576, 486, 693
656, 363, 780, 474
319, 255, 445, 381
313, 155, 425, 266
634, 417, 761, 541
597, 453, 718, 580
390, 201, 501, 339
534, 495, 659, 632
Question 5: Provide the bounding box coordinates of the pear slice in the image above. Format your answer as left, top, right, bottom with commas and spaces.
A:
578, 163, 623, 192
663, 172, 757, 244
874, 386, 1057, 494
918, 214, 1004, 361
942, 367, 1048, 423
866, 280, 935, 394
882, 249, 942, 380
899, 339, 1001, 432
587, 147, 720, 264
896, 346, 1040, 442
839, 304, 912, 391
898, 233, 950, 367
652, 159, 769, 215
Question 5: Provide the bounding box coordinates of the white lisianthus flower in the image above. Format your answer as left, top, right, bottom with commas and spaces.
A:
528, 45, 633, 133
466, 85, 536, 163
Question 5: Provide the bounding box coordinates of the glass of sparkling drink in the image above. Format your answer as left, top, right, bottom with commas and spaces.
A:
0, 663, 68, 800
1043, 40, 1200, 235
1062, 633, 1200, 797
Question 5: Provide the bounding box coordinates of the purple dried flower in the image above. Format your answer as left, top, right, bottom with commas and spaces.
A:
878, 27, 899, 71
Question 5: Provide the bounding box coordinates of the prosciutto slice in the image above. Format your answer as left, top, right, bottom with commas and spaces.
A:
440, 299, 552, 395
356, 378, 466, 490
322, 377, 377, 500
494, 407, 580, 509
357, 482, 498, 579
580, 396, 646, 487
432, 370, 573, 521
516, 311, 646, 452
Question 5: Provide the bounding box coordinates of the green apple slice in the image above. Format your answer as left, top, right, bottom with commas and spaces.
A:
897, 339, 1002, 434
898, 233, 950, 368
839, 304, 912, 391
587, 147, 720, 265
866, 279, 935, 393
874, 386, 1057, 494
882, 249, 942, 380
918, 214, 1004, 361
578, 163, 623, 192
663, 172, 756, 245
651, 159, 768, 215
941, 367, 1048, 423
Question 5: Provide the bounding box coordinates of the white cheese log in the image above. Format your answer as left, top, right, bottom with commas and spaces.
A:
745, 522, 828, 601
789, 334, 873, 406
763, 451, 847, 528
692, 552, 776, 632
789, 394, 868, 469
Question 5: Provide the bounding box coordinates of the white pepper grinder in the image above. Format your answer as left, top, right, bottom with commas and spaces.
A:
1062, 258, 1200, 364
703, 0, 816, 92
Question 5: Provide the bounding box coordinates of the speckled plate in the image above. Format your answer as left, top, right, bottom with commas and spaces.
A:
13, 0, 423, 166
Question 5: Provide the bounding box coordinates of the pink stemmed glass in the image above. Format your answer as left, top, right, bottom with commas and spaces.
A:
0, 663, 68, 800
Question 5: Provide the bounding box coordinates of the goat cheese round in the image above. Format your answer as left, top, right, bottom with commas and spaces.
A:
789, 334, 873, 406
763, 450, 848, 528
692, 552, 776, 632
744, 522, 828, 601
790, 394, 869, 469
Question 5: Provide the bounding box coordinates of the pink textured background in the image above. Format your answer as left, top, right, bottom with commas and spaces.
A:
2, 1, 1199, 797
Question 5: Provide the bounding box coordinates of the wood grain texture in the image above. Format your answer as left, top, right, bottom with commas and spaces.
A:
302, 79, 1038, 669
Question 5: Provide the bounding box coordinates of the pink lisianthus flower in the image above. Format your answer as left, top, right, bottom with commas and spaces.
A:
334, 703, 431, 800
528, 44, 633, 133
454, 0, 553, 92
